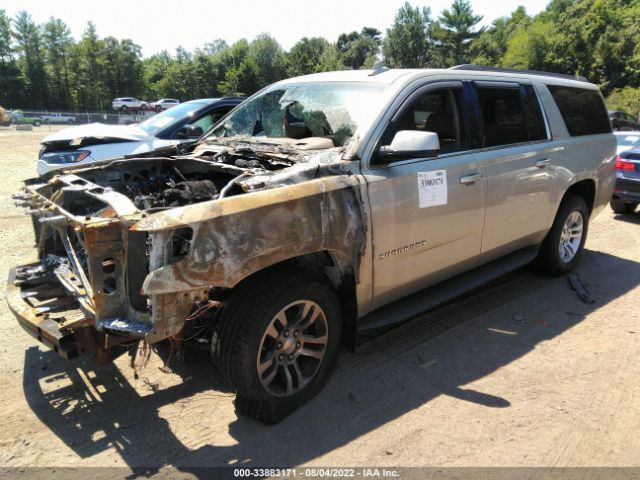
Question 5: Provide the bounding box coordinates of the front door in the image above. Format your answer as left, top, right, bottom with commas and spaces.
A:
361, 81, 487, 310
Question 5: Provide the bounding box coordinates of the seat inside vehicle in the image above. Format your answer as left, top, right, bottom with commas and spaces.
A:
393, 89, 463, 153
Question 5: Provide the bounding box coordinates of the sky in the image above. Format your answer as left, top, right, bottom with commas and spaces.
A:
1, 0, 551, 56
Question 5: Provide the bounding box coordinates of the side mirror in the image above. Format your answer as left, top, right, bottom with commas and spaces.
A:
176, 124, 203, 139
375, 130, 440, 163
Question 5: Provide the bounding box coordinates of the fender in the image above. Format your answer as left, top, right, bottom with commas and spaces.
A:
135, 175, 366, 295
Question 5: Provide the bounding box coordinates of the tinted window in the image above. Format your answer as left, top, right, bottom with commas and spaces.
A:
387, 88, 468, 154
547, 85, 611, 136
476, 85, 546, 148
522, 85, 547, 142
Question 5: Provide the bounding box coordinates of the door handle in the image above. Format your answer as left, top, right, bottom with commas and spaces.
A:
459, 173, 483, 185
535, 158, 551, 168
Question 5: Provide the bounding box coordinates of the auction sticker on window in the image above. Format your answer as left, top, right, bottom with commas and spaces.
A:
418, 170, 447, 208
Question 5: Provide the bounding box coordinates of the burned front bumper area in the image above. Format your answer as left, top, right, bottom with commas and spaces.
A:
8, 264, 134, 361
8, 152, 365, 362
8, 169, 208, 361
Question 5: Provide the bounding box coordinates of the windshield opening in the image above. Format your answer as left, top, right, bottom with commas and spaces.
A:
137, 102, 208, 135
208, 84, 386, 147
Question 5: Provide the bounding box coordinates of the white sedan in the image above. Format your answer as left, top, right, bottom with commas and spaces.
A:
152, 98, 180, 111
37, 98, 244, 175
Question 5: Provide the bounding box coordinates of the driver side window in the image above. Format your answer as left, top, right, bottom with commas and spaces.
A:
386, 88, 468, 154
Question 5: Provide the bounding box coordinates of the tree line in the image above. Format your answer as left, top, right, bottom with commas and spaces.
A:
1, 0, 639, 114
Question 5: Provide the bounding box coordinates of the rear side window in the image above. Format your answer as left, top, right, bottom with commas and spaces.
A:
475, 84, 547, 148
547, 85, 611, 136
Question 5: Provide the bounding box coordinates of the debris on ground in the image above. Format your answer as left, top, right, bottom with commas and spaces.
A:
568, 272, 596, 304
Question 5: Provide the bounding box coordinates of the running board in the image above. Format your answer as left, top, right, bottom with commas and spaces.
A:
357, 247, 539, 336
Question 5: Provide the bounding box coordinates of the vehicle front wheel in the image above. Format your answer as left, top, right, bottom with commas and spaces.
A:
610, 197, 638, 214
212, 267, 342, 423
536, 193, 589, 276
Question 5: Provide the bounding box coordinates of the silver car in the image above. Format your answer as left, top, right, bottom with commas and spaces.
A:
8, 65, 615, 423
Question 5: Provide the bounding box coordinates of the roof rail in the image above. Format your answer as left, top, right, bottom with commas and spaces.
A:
448, 64, 589, 83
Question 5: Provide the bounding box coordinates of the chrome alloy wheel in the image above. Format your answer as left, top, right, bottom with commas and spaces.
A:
257, 300, 329, 397
558, 210, 584, 263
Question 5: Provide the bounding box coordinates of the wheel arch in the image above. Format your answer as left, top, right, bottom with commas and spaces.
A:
564, 179, 596, 217
225, 250, 359, 352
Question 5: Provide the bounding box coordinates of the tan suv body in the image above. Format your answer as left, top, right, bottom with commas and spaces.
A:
8, 66, 615, 422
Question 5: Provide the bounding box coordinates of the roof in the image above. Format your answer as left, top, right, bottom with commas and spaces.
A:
274, 67, 598, 91
276, 69, 421, 86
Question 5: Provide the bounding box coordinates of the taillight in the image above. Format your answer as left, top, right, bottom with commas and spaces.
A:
615, 155, 635, 171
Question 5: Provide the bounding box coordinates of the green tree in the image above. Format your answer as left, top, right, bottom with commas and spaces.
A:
383, 2, 434, 68
607, 87, 640, 120
501, 18, 561, 72
287, 37, 331, 76
434, 0, 484, 66
142, 50, 173, 99
201, 39, 228, 56
0, 9, 24, 107
219, 57, 260, 96
43, 17, 73, 109
316, 43, 344, 71
70, 22, 108, 109
102, 37, 145, 101
12, 11, 48, 108
470, 6, 529, 66
248, 33, 287, 86
336, 27, 381, 69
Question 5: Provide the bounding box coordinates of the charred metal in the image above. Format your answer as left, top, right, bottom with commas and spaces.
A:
10, 138, 366, 363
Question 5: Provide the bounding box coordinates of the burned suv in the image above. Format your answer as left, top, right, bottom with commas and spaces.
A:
8, 65, 615, 423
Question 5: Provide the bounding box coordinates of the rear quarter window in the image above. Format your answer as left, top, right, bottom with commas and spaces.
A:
547, 85, 611, 136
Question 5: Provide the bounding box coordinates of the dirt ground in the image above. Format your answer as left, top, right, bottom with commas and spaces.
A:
0, 126, 639, 477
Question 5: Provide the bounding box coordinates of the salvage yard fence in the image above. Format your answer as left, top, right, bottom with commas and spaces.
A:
9, 109, 158, 129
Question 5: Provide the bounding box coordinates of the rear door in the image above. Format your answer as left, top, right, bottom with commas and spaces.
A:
470, 81, 555, 256
361, 81, 487, 309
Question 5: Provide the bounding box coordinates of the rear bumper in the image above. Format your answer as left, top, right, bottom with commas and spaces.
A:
613, 177, 640, 203
7, 265, 99, 360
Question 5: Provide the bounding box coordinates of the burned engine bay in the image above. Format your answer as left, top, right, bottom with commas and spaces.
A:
31, 136, 344, 218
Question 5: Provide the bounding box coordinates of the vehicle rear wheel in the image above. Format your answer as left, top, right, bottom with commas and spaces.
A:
211, 267, 342, 423
536, 193, 589, 276
121, 106, 128, 112
610, 197, 638, 214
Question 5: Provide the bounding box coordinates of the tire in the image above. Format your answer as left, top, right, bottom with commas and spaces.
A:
33, 120, 41, 127
536, 193, 589, 276
610, 197, 638, 214
121, 106, 128, 112
212, 267, 342, 423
